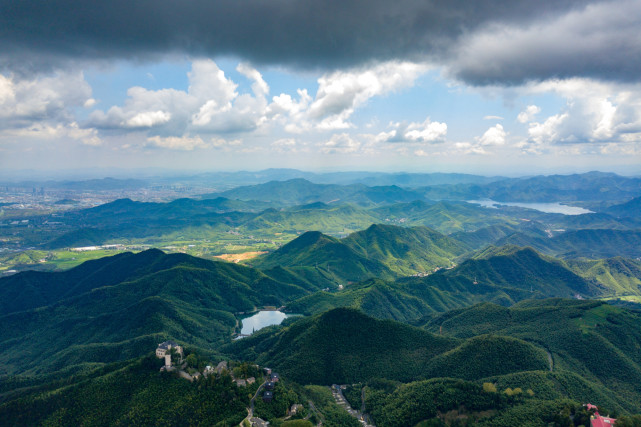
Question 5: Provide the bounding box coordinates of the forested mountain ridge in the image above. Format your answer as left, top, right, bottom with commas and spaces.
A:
284, 244, 606, 322
422, 299, 641, 411
252, 224, 468, 286
251, 230, 395, 285
0, 249, 310, 376
494, 228, 641, 259
2, 167, 641, 426
225, 307, 549, 385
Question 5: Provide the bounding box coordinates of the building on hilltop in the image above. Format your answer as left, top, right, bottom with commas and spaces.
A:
156, 340, 184, 359
156, 341, 184, 370
263, 390, 273, 402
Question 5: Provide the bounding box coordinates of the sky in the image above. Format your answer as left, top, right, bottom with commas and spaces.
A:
1, 0, 640, 176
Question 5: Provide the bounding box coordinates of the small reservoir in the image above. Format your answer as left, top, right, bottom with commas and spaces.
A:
239, 310, 294, 336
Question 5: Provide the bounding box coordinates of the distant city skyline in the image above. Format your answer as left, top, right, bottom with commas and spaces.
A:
1, 0, 640, 175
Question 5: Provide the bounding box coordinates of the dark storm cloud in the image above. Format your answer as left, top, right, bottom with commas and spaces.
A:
448, 0, 641, 85
1, 0, 638, 84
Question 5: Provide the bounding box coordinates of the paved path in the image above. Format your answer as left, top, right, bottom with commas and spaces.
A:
307, 400, 324, 426
241, 381, 266, 426
331, 385, 375, 427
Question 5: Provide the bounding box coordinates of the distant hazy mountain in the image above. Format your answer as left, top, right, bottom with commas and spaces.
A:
604, 196, 641, 219
189, 169, 504, 187
0, 177, 148, 190
202, 178, 426, 206
419, 171, 641, 202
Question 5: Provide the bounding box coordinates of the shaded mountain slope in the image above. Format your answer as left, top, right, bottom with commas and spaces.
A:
0, 355, 250, 426
0, 250, 307, 375
496, 228, 641, 259
401, 245, 599, 300
423, 299, 641, 410
226, 308, 554, 387
285, 245, 603, 323
605, 196, 641, 219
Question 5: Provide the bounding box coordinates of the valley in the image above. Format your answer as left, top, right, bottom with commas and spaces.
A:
1, 170, 641, 426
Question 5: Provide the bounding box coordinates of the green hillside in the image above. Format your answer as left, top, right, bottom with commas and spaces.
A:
284, 279, 437, 322
0, 250, 307, 375
285, 244, 605, 323
240, 203, 381, 236
226, 308, 568, 388
342, 224, 467, 276
225, 307, 460, 384
372, 200, 517, 233
252, 230, 394, 285
566, 257, 641, 298
253, 224, 469, 289
402, 245, 598, 300
497, 229, 641, 259
424, 334, 549, 380
363, 375, 630, 427
0, 355, 251, 426
423, 299, 641, 410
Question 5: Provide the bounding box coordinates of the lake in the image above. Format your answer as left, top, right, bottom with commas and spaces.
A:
239, 310, 293, 335
467, 200, 593, 215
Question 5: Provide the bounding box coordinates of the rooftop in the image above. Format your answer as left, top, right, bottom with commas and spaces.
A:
158, 340, 179, 350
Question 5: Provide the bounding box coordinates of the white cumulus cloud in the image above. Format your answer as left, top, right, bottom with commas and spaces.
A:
287, 61, 430, 131
404, 118, 448, 143
0, 71, 93, 125
479, 124, 507, 146
90, 59, 269, 135
320, 133, 361, 154
145, 134, 242, 151
126, 110, 172, 128
517, 105, 541, 123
